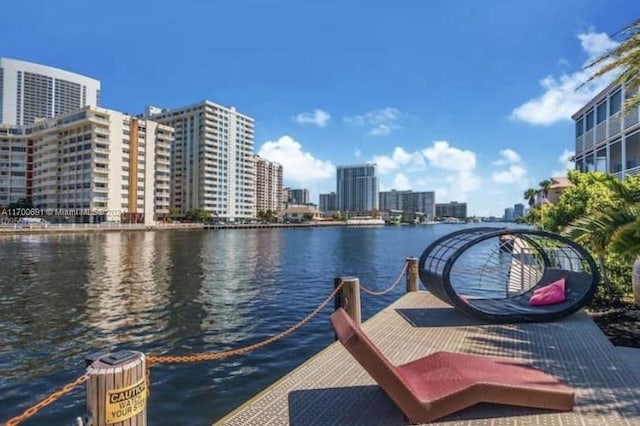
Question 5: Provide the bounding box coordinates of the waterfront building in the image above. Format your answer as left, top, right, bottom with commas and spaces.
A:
513, 203, 525, 219
319, 192, 337, 212
336, 163, 379, 213
0, 106, 173, 223
255, 156, 283, 213
146, 101, 255, 221
379, 190, 436, 220
278, 205, 323, 223
0, 126, 28, 206
287, 188, 309, 205
0, 57, 100, 126
504, 207, 515, 222
535, 177, 572, 205
573, 82, 640, 178
435, 201, 467, 219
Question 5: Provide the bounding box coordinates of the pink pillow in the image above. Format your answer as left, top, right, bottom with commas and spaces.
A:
529, 278, 566, 306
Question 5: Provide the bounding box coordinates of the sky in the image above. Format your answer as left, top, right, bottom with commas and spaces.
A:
1, 0, 638, 216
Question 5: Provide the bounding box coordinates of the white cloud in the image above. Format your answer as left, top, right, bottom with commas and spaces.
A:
557, 58, 570, 67
551, 148, 575, 177
493, 148, 522, 165
354, 148, 362, 158
421, 141, 481, 202
492, 165, 527, 184
369, 124, 391, 136
344, 107, 402, 136
578, 31, 618, 57
293, 109, 331, 127
257, 135, 334, 183
492, 148, 528, 184
391, 173, 411, 190
371, 147, 426, 175
421, 141, 476, 172
511, 30, 618, 125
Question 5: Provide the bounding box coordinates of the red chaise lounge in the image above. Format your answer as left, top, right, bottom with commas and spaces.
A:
330, 308, 575, 424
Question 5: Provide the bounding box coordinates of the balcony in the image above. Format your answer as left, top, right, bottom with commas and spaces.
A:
624, 106, 639, 129
608, 113, 622, 138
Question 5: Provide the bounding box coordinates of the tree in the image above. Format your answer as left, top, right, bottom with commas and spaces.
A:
185, 208, 211, 223
524, 188, 537, 208
583, 18, 640, 111
562, 172, 640, 304
539, 179, 551, 200
303, 213, 314, 222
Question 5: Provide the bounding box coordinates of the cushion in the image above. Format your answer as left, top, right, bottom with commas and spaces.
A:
529, 278, 566, 306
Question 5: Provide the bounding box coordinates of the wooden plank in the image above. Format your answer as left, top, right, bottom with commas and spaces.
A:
216, 292, 640, 425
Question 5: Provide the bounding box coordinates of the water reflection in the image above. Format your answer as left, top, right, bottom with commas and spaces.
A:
84, 232, 171, 348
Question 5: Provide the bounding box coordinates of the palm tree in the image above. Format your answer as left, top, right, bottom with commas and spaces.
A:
524, 188, 537, 208
583, 18, 640, 111
539, 179, 551, 200
564, 175, 640, 305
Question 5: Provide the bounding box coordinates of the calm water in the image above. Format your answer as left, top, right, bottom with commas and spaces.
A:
0, 224, 497, 424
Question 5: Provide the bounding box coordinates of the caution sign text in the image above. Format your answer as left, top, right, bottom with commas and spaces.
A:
105, 378, 147, 424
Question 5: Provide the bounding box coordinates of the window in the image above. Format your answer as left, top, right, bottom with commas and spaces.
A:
596, 102, 607, 124
610, 90, 622, 115
585, 110, 594, 130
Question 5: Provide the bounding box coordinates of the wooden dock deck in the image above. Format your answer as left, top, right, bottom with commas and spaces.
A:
217, 291, 640, 425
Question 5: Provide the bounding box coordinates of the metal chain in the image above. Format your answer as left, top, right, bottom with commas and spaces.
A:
146, 279, 346, 365
360, 261, 408, 296
5, 280, 347, 423
4, 373, 89, 426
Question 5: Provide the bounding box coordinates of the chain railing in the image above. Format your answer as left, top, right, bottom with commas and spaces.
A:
3, 257, 419, 425
3, 279, 347, 425
146, 279, 345, 365
4, 373, 89, 426
359, 260, 408, 296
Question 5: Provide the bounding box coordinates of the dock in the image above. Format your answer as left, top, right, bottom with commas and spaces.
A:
217, 291, 640, 425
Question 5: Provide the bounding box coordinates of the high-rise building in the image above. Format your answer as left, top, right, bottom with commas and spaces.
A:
0, 58, 100, 125
146, 101, 255, 221
319, 192, 337, 212
513, 203, 525, 219
435, 201, 467, 219
573, 82, 639, 178
504, 207, 515, 222
255, 156, 283, 213
336, 164, 379, 213
379, 190, 436, 220
0, 106, 173, 223
288, 188, 309, 204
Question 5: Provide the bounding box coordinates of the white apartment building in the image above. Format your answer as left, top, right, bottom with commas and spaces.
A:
0, 126, 28, 206
146, 101, 255, 221
0, 58, 101, 125
255, 156, 283, 213
573, 82, 640, 178
0, 106, 172, 224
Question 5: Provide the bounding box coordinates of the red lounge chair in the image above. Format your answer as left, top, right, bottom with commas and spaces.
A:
330, 308, 575, 424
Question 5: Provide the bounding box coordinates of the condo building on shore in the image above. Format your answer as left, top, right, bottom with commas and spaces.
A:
255, 156, 283, 213
336, 164, 379, 213
573, 82, 640, 178
435, 201, 467, 219
146, 101, 255, 221
0, 106, 173, 224
0, 57, 101, 126
379, 190, 436, 220
319, 192, 337, 212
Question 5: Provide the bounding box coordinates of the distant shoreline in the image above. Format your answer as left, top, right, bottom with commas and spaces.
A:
0, 220, 389, 236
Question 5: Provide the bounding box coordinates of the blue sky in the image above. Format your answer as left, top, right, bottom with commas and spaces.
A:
1, 0, 638, 216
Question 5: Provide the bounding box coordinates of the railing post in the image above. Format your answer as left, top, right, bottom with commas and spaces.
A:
334, 276, 361, 326
85, 350, 147, 426
406, 257, 419, 292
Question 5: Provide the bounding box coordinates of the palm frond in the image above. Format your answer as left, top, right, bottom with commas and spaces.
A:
579, 19, 640, 111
